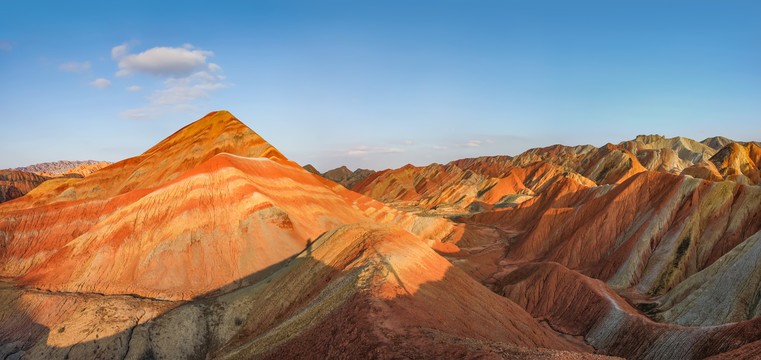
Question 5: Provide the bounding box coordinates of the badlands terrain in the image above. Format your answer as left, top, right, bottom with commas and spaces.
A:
1, 161, 110, 203
1, 111, 760, 359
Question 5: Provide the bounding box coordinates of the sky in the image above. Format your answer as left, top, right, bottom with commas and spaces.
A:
1, 1, 760, 172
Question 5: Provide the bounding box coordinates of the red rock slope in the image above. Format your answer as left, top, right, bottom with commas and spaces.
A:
710, 142, 761, 184
468, 171, 761, 294
0, 170, 50, 203
498, 261, 761, 359
8, 223, 600, 359
0, 111, 453, 301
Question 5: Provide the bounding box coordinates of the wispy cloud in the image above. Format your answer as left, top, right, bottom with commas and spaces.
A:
90, 78, 112, 89
126, 85, 142, 92
149, 70, 225, 105
111, 44, 128, 60
59, 61, 91, 73
114, 43, 227, 119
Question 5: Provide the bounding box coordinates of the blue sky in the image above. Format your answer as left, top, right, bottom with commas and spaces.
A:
1, 1, 760, 171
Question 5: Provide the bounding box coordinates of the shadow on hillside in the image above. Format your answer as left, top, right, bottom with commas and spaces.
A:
0, 235, 577, 359
4, 232, 761, 360
0, 242, 313, 359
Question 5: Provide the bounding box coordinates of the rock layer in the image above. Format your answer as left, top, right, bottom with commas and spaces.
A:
0, 111, 454, 301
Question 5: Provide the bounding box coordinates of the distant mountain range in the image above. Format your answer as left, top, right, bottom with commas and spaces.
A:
302, 164, 375, 189
13, 160, 111, 175
1, 161, 111, 203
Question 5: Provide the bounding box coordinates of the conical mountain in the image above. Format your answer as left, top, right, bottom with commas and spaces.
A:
0, 111, 454, 301
14, 111, 286, 206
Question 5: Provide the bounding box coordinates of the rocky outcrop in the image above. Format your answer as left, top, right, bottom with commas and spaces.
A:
710, 142, 761, 184
681, 160, 724, 182
654, 229, 761, 326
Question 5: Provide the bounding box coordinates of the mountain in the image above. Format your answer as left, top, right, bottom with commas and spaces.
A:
351, 162, 540, 213
620, 134, 716, 173
298, 164, 376, 189
350, 141, 650, 213
352, 135, 758, 215
0, 170, 50, 203
0, 223, 602, 359
709, 142, 761, 184
0, 111, 456, 302
701, 136, 735, 151
1, 115, 759, 359
60, 161, 111, 177
320, 165, 375, 189
301, 163, 320, 175
0, 111, 605, 359
13, 160, 110, 175
0, 162, 111, 203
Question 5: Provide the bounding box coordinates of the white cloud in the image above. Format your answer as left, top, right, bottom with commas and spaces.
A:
112, 43, 128, 60
464, 140, 483, 147
402, 140, 416, 145
115, 45, 213, 77
59, 61, 91, 73
432, 145, 448, 150
115, 43, 227, 119
90, 78, 112, 89
126, 85, 142, 92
